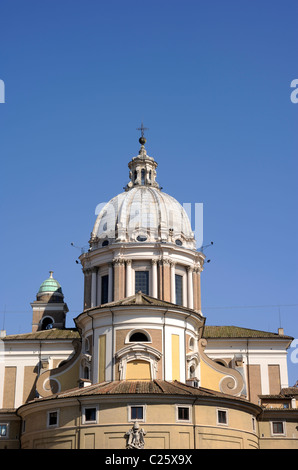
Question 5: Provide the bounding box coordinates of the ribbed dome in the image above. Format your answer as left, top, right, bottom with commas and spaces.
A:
37, 272, 63, 296
92, 186, 195, 249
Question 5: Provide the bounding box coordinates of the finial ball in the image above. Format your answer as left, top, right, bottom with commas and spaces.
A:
139, 136, 146, 145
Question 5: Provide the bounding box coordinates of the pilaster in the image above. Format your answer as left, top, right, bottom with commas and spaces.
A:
113, 259, 125, 301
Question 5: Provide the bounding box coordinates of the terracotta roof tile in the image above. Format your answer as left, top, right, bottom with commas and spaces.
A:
29, 380, 252, 404
203, 325, 293, 339
3, 328, 80, 341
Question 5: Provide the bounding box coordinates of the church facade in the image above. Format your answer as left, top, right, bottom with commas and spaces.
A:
0, 134, 297, 449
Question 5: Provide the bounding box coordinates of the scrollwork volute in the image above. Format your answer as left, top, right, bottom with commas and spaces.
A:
198, 338, 244, 396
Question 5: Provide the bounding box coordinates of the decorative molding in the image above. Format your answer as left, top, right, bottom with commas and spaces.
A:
113, 258, 125, 266
36, 339, 82, 398
116, 343, 161, 381
198, 338, 244, 396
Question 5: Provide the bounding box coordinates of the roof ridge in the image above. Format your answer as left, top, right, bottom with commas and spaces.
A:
170, 380, 196, 395
153, 380, 167, 393
204, 324, 293, 339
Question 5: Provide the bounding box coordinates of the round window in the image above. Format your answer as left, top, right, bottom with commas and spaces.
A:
175, 239, 182, 246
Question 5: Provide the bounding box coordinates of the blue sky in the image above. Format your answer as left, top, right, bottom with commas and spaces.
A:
0, 1, 297, 384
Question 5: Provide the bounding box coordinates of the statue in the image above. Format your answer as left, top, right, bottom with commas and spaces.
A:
125, 421, 146, 449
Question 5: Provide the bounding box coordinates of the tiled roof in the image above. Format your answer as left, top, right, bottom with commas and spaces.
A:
29, 380, 252, 403
260, 387, 298, 399
3, 328, 80, 341
203, 325, 293, 339
281, 387, 298, 396
85, 292, 204, 315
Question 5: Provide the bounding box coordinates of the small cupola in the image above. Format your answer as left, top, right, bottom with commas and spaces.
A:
37, 271, 64, 303
125, 123, 160, 191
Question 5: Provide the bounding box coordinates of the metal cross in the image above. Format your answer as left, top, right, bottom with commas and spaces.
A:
136, 122, 149, 138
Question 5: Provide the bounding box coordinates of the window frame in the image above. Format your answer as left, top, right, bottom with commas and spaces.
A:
127, 404, 146, 423
41, 316, 54, 331
101, 274, 109, 305
271, 420, 286, 436
47, 410, 59, 428
125, 329, 152, 345
252, 416, 256, 433
134, 270, 149, 295
176, 405, 192, 423
217, 408, 228, 426
82, 405, 99, 425
0, 423, 8, 438
175, 273, 183, 306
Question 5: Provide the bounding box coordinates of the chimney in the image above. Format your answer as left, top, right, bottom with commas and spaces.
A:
278, 327, 284, 336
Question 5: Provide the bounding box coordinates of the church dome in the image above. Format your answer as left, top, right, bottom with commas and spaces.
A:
92, 186, 195, 248
90, 133, 195, 249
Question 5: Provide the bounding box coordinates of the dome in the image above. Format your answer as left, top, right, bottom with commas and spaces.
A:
37, 271, 63, 296
92, 186, 195, 249
90, 139, 196, 249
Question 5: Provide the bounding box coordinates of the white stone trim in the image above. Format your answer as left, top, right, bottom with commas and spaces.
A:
116, 343, 161, 380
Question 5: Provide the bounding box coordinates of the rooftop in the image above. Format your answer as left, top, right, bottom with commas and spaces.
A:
203, 325, 293, 340
25, 380, 257, 405
2, 328, 79, 341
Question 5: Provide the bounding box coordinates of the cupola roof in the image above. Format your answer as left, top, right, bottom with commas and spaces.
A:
37, 271, 63, 296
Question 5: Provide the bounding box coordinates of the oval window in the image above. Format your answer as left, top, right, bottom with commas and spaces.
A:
175, 239, 182, 246
102, 239, 109, 246
137, 235, 147, 242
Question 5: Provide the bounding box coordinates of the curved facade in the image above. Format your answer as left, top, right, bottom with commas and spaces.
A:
19, 381, 261, 450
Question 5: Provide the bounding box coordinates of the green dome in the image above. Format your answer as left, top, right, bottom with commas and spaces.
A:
38, 271, 63, 295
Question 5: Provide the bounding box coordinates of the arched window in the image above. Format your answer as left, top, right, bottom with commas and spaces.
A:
129, 331, 149, 342
84, 337, 90, 353
141, 169, 145, 185
84, 367, 90, 380
41, 317, 54, 330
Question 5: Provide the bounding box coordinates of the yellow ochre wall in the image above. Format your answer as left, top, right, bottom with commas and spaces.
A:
200, 359, 226, 392
126, 360, 151, 380
171, 334, 180, 381
98, 334, 106, 383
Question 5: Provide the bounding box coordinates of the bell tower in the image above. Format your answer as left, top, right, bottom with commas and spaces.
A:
31, 271, 69, 332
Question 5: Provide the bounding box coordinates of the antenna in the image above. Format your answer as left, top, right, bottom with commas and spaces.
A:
201, 241, 214, 252
70, 242, 87, 255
